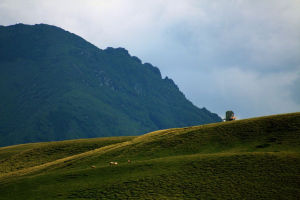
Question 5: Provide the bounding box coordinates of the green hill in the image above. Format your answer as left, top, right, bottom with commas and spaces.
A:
0, 112, 299, 199
0, 23, 221, 147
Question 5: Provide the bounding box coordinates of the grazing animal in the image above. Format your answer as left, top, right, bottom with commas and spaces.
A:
128, 160, 131, 163
109, 161, 118, 166
91, 165, 96, 168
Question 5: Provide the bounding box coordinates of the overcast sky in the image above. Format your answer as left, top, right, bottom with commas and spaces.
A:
1, 0, 300, 118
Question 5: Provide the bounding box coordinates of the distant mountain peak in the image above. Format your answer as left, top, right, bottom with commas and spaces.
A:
105, 47, 129, 54
0, 23, 222, 147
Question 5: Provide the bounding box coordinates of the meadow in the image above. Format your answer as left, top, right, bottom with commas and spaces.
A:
0, 112, 299, 199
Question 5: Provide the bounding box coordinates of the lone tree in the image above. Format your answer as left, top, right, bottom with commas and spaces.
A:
225, 111, 236, 121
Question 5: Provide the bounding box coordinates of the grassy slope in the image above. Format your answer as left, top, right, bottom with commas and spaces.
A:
0, 112, 299, 199
0, 136, 135, 174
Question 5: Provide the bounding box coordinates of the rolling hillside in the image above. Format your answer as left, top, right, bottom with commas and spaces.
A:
0, 23, 221, 147
0, 112, 299, 199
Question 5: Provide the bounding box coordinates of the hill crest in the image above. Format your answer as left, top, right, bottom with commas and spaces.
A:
0, 112, 299, 199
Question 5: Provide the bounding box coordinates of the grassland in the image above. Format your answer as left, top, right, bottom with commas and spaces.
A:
0, 112, 299, 199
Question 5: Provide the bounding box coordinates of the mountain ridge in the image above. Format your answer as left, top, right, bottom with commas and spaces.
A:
0, 23, 221, 147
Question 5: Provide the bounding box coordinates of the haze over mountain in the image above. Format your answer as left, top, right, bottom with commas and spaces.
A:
0, 23, 221, 147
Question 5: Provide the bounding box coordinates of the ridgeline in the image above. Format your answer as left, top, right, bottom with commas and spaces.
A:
0, 23, 221, 147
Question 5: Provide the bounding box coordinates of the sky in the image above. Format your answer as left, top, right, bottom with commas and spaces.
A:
1, 0, 300, 118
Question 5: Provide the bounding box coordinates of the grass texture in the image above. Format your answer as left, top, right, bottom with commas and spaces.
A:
0, 112, 299, 199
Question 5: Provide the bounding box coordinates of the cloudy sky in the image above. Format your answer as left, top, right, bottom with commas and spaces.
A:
1, 0, 300, 118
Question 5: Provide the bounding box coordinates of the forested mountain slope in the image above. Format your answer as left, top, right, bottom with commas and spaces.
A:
0, 23, 221, 146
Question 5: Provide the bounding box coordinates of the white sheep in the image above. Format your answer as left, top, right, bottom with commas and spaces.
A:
109, 161, 118, 166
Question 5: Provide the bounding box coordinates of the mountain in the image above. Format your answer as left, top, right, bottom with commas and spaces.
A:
0, 112, 299, 199
0, 23, 221, 147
